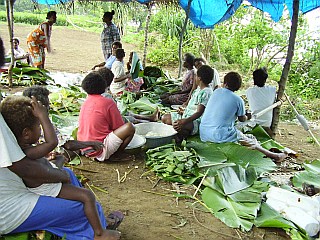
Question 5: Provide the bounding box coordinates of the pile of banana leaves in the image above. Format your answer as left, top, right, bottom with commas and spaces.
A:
0, 62, 54, 86
145, 126, 309, 239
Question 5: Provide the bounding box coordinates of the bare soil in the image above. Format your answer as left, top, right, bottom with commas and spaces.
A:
1, 23, 320, 240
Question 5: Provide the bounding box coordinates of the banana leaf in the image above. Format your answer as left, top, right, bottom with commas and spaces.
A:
202, 185, 262, 231
292, 159, 320, 189
303, 159, 320, 173
128, 96, 158, 114
187, 136, 277, 174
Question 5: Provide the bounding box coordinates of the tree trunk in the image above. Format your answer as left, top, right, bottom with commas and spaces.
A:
270, 0, 300, 138
6, 0, 14, 87
142, 3, 152, 68
178, 0, 192, 78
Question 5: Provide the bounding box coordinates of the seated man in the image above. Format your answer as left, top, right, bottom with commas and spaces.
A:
7, 37, 30, 64
246, 67, 276, 136
162, 65, 213, 142
92, 41, 122, 70
200, 71, 287, 163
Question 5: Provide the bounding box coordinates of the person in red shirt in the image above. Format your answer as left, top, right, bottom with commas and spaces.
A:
77, 71, 135, 161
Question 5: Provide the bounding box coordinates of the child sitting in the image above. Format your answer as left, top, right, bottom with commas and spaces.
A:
0, 95, 113, 240
200, 71, 287, 162
161, 65, 214, 141
78, 71, 135, 161
246, 67, 276, 136
110, 48, 131, 95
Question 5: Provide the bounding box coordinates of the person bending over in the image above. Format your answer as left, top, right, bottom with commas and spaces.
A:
246, 67, 276, 136
0, 95, 118, 240
162, 65, 214, 142
78, 71, 135, 161
200, 71, 287, 163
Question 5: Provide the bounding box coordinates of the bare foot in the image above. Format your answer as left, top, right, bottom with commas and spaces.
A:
94, 230, 121, 240
273, 152, 288, 163
149, 107, 160, 122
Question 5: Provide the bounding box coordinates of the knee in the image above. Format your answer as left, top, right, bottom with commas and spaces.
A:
161, 114, 171, 125
124, 122, 135, 135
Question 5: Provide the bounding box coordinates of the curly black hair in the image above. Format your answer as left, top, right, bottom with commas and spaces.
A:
224, 72, 242, 91
96, 67, 114, 87
46, 11, 57, 19
184, 53, 195, 67
23, 85, 50, 109
0, 95, 37, 139
197, 65, 213, 85
103, 10, 115, 20
81, 72, 107, 95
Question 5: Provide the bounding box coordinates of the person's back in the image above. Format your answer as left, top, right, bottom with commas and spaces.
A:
246, 68, 276, 128
200, 87, 245, 143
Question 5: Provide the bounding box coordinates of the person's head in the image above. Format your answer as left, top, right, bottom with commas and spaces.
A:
96, 67, 114, 87
12, 37, 20, 50
183, 53, 195, 69
23, 85, 50, 111
253, 67, 268, 87
81, 72, 107, 95
111, 41, 122, 56
103, 10, 115, 23
223, 71, 242, 91
194, 57, 206, 70
0, 37, 4, 67
0, 95, 41, 144
196, 65, 213, 86
46, 11, 57, 24
115, 48, 125, 59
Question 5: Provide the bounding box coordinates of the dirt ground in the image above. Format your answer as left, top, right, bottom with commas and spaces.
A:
1, 23, 320, 240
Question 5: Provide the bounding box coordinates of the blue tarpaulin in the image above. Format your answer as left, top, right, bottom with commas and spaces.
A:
34, 0, 320, 29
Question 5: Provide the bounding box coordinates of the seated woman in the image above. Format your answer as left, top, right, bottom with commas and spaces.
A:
161, 53, 196, 105
78, 71, 135, 161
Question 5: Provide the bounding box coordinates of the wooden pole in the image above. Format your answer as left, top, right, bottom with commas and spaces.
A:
5, 0, 14, 87
142, 3, 152, 68
270, 0, 300, 138
178, 0, 192, 78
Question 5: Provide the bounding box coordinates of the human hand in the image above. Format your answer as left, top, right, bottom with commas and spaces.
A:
88, 141, 105, 151
173, 119, 185, 132
245, 110, 252, 120
30, 96, 48, 119
177, 107, 185, 115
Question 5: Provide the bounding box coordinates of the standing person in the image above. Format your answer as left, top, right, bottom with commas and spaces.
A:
101, 10, 121, 60
246, 67, 276, 136
27, 11, 57, 69
200, 71, 287, 162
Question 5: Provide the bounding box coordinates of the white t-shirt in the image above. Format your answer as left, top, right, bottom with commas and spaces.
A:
0, 114, 39, 234
210, 68, 221, 89
110, 60, 127, 94
246, 85, 276, 127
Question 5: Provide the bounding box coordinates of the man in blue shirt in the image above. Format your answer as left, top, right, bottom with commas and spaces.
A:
200, 72, 287, 162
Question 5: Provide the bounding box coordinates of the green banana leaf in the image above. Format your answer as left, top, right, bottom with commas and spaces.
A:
128, 96, 158, 114
202, 185, 262, 231
292, 159, 320, 189
0, 233, 29, 240
246, 125, 271, 142
187, 137, 277, 174
303, 159, 320, 173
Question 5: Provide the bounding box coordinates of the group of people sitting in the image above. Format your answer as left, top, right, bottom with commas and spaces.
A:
0, 33, 287, 239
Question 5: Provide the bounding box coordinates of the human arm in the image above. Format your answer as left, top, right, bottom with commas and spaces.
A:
113, 73, 131, 83
238, 111, 252, 122
8, 155, 70, 184
41, 22, 51, 53
92, 61, 106, 70
24, 97, 58, 160
182, 80, 197, 107
173, 104, 205, 132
